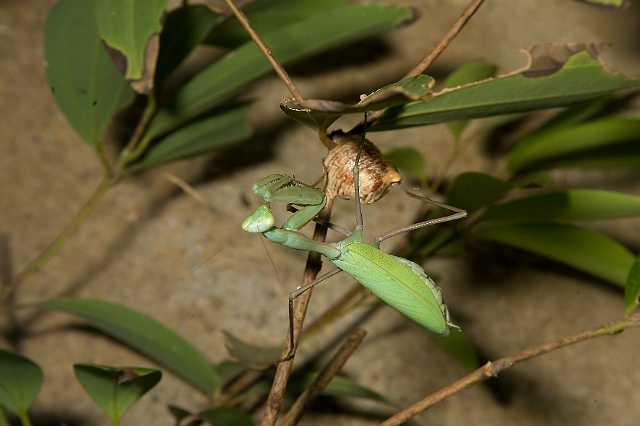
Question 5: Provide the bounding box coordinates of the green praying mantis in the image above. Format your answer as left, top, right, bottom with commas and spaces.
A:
241, 136, 467, 357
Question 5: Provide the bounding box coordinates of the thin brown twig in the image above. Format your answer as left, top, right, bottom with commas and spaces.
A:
223, 0, 304, 103
406, 0, 486, 77
260, 203, 333, 426
282, 328, 367, 426
381, 313, 640, 426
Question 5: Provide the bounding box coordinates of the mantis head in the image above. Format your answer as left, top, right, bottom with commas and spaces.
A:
241, 204, 275, 233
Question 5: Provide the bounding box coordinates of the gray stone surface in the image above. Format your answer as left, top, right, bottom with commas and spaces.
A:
1, 1, 640, 425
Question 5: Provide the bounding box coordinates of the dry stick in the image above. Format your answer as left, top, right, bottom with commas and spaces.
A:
381, 313, 640, 426
282, 328, 367, 426
260, 204, 332, 426
405, 0, 486, 78
223, 0, 304, 103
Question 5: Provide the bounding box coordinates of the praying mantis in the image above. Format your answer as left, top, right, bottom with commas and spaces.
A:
241, 133, 467, 357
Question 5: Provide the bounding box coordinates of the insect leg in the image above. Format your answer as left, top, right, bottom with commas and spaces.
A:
374, 187, 467, 244
282, 268, 343, 361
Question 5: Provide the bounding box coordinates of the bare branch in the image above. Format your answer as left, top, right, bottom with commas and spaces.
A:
381, 313, 640, 425
223, 0, 304, 103
406, 0, 486, 77
260, 203, 333, 426
282, 328, 367, 426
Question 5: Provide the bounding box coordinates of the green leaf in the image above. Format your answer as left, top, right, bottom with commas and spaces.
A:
40, 299, 218, 393
223, 331, 281, 369
95, 0, 168, 91
147, 4, 414, 137
168, 404, 193, 426
432, 328, 479, 370
0, 350, 43, 416
129, 104, 251, 172
507, 117, 640, 173
45, 0, 135, 147
155, 6, 224, 84
199, 407, 254, 426
280, 75, 432, 129
205, 0, 346, 48
474, 223, 634, 287
624, 257, 640, 316
443, 62, 498, 139
291, 373, 391, 405
212, 361, 245, 387
577, 0, 629, 8
447, 172, 511, 213
383, 147, 427, 184
484, 190, 640, 223
372, 48, 640, 131
74, 364, 161, 423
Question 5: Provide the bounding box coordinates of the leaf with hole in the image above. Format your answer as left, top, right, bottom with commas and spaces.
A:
40, 298, 218, 393
45, 0, 135, 147
147, 3, 414, 138
484, 190, 640, 223
624, 257, 640, 317
280, 75, 432, 130
443, 62, 497, 139
372, 46, 640, 131
95, 0, 168, 92
474, 223, 634, 287
74, 364, 161, 423
0, 350, 43, 417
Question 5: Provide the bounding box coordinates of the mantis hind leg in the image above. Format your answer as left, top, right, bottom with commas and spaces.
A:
281, 268, 343, 361
374, 186, 467, 245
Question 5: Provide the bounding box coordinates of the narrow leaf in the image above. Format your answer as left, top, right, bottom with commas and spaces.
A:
290, 373, 391, 405
130, 104, 251, 172
205, 0, 346, 48
40, 299, 218, 393
383, 147, 427, 184
484, 190, 640, 223
0, 350, 43, 416
432, 328, 479, 370
507, 117, 640, 173
74, 364, 161, 422
447, 172, 511, 213
96, 0, 168, 92
475, 223, 634, 287
45, 0, 135, 147
168, 404, 193, 426
624, 257, 640, 316
577, 0, 629, 8
223, 331, 281, 369
372, 46, 640, 131
281, 75, 432, 129
443, 62, 498, 139
147, 4, 414, 137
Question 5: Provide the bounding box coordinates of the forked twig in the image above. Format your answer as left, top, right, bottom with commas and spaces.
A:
260, 204, 333, 426
223, 0, 304, 103
282, 328, 367, 426
381, 313, 640, 425
406, 0, 486, 77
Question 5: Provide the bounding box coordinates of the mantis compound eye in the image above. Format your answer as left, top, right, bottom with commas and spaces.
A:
241, 204, 275, 233
323, 131, 401, 204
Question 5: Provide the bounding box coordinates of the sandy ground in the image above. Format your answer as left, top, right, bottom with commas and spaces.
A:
1, 0, 640, 425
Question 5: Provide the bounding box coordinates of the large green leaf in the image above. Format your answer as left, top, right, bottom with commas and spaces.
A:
40, 299, 218, 393
372, 49, 640, 131
447, 172, 511, 213
507, 117, 640, 173
484, 190, 640, 223
625, 257, 640, 316
96, 0, 168, 91
0, 350, 43, 416
129, 104, 251, 172
205, 0, 346, 48
443, 62, 498, 139
74, 364, 161, 423
45, 0, 135, 147
281, 75, 432, 129
147, 4, 413, 138
475, 223, 634, 287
